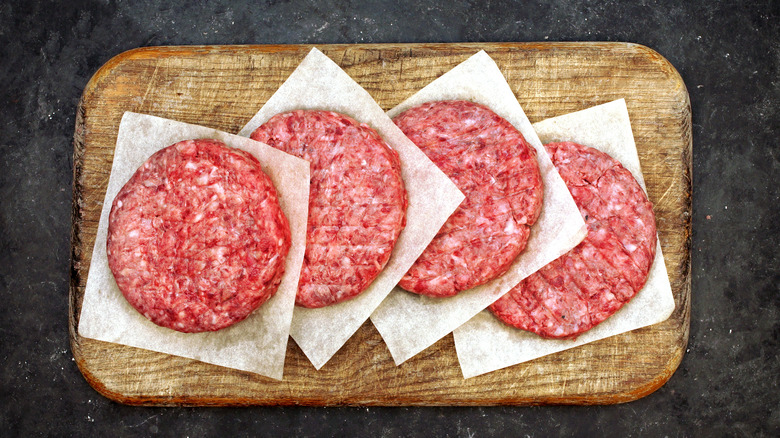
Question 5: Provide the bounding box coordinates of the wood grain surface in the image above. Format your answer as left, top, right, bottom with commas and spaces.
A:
70, 42, 692, 406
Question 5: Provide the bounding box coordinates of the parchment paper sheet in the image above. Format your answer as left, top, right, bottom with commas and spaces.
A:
78, 112, 310, 380
370, 50, 588, 365
239, 48, 464, 370
454, 99, 676, 378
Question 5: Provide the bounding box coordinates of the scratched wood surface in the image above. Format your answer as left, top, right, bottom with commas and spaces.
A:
69, 43, 691, 406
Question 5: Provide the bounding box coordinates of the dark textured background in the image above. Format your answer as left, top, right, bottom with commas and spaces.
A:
1, 0, 778, 436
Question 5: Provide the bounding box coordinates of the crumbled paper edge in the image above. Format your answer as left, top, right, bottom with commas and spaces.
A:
238, 48, 464, 369
77, 112, 310, 380
370, 50, 587, 365
453, 99, 676, 379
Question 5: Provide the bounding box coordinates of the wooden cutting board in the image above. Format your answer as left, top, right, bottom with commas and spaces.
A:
69, 42, 691, 406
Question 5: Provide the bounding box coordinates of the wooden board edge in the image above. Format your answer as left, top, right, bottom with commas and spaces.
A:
69, 92, 112, 403
590, 46, 693, 404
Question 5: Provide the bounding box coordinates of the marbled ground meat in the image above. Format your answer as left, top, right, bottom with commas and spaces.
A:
107, 139, 290, 332
393, 100, 543, 297
489, 141, 657, 338
252, 111, 407, 308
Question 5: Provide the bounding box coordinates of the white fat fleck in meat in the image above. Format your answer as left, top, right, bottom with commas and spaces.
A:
592, 227, 609, 240
474, 214, 491, 226
206, 246, 230, 265
503, 219, 519, 234
438, 234, 461, 252
209, 182, 226, 199
206, 194, 220, 211
426, 276, 449, 287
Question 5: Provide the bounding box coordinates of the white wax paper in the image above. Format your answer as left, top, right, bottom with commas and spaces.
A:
454, 99, 676, 378
239, 48, 464, 370
370, 50, 587, 365
78, 112, 310, 380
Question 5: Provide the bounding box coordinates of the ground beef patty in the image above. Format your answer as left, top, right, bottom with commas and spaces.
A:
489, 141, 657, 339
393, 100, 543, 297
251, 110, 407, 308
107, 139, 291, 333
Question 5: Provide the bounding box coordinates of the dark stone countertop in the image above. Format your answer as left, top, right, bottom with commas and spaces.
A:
1, 0, 777, 436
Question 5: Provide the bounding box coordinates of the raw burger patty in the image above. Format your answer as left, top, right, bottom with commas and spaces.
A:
107, 139, 291, 333
490, 141, 657, 338
393, 100, 543, 297
251, 110, 407, 308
